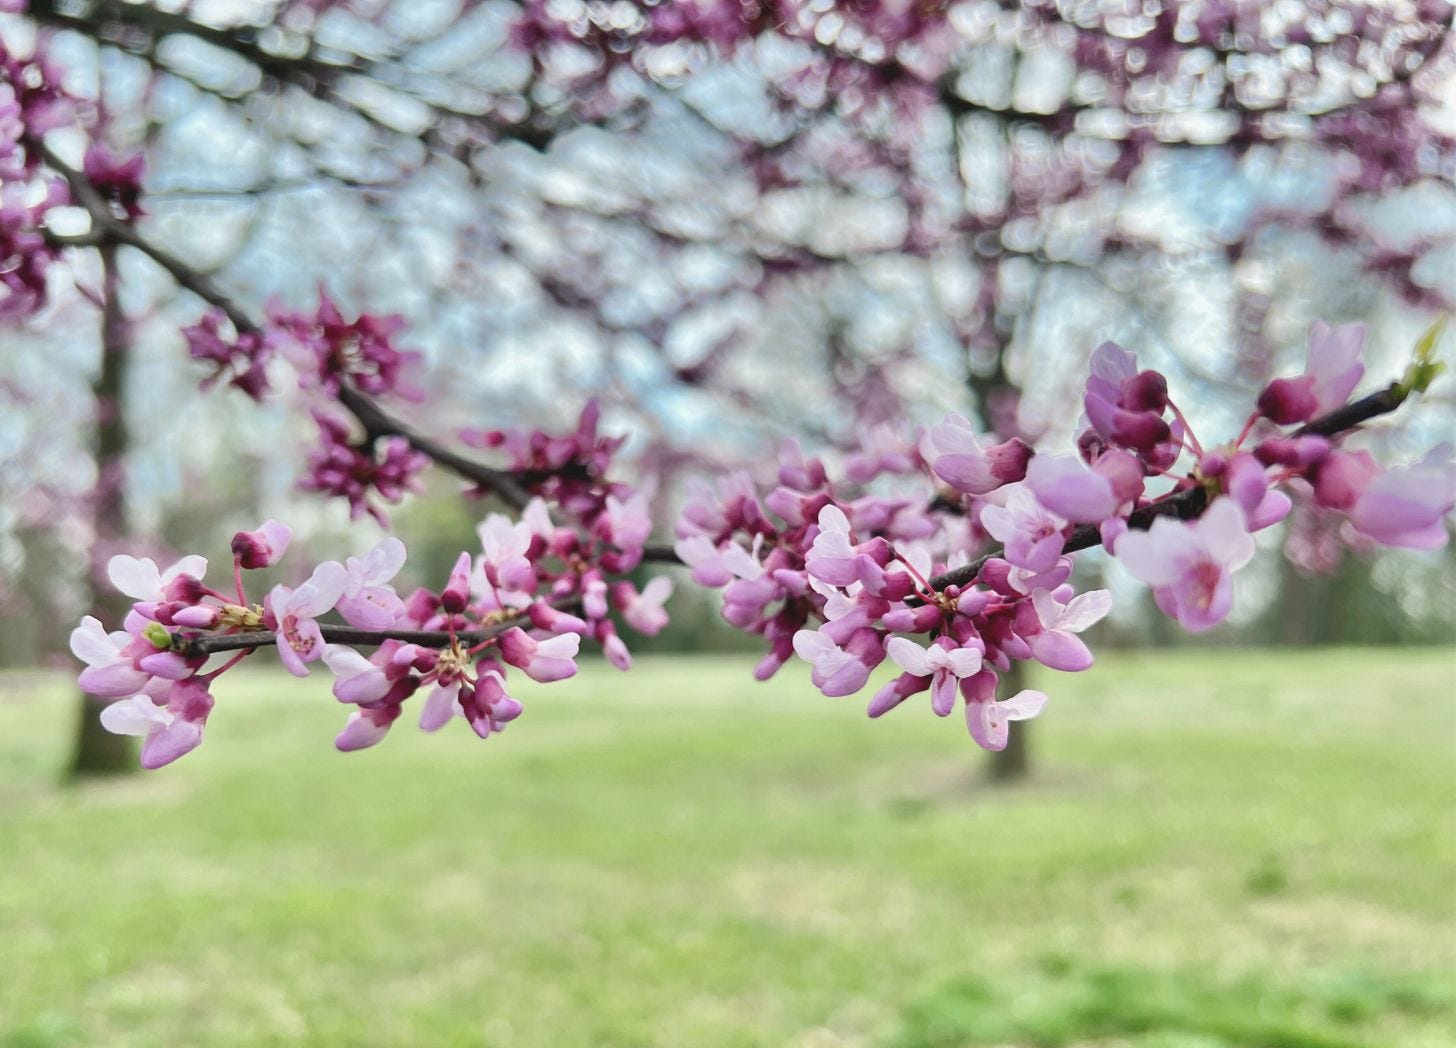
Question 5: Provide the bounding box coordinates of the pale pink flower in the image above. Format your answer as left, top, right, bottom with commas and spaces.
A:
498, 627, 581, 682
266, 561, 348, 676
107, 553, 208, 602
980, 486, 1066, 573
1350, 446, 1455, 550
1028, 589, 1111, 671
927, 414, 1031, 495
965, 686, 1048, 752
337, 537, 406, 629
886, 636, 984, 716
1114, 499, 1255, 632
1026, 452, 1142, 524
336, 706, 403, 752
616, 576, 674, 635
478, 512, 537, 592
71, 616, 153, 697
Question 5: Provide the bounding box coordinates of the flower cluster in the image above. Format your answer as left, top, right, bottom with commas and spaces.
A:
300, 409, 430, 524
0, 40, 72, 318
73, 319, 1452, 769
76, 401, 678, 766
678, 320, 1454, 749
268, 288, 424, 401
183, 309, 274, 400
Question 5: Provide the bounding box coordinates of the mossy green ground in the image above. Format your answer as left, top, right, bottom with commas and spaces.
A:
1, 649, 1452, 1047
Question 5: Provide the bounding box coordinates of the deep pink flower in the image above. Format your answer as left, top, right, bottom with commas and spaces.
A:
1114, 499, 1255, 632
928, 414, 1032, 495
231, 520, 292, 569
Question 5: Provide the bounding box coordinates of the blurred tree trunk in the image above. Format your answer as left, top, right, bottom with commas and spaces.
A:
967, 280, 1034, 784
986, 658, 1030, 783
70, 243, 135, 778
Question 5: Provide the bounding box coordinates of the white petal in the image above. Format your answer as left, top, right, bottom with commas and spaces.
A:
107, 556, 163, 600
1057, 590, 1113, 633
322, 644, 376, 678
817, 504, 851, 535
999, 689, 1048, 721
1031, 588, 1063, 630
69, 616, 119, 666
886, 636, 931, 676
361, 537, 406, 584
99, 696, 170, 736
163, 555, 208, 584
943, 646, 983, 678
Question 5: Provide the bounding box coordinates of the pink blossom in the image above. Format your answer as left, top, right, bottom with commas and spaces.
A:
1028, 589, 1111, 671
1305, 321, 1366, 416
615, 576, 673, 635
337, 537, 406, 628
231, 520, 292, 569
336, 705, 403, 752
99, 678, 215, 769
107, 553, 209, 603
1083, 342, 1172, 452
886, 635, 984, 716
459, 670, 524, 739
1350, 447, 1455, 550
439, 551, 473, 615
265, 561, 348, 676
793, 627, 885, 697
927, 414, 1032, 495
70, 615, 153, 697
979, 486, 1065, 573
478, 512, 536, 592
1025, 452, 1141, 524
1114, 499, 1255, 632
965, 685, 1048, 753
322, 642, 410, 704
497, 627, 581, 682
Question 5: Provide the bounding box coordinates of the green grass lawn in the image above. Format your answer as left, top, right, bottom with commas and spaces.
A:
1, 648, 1453, 1047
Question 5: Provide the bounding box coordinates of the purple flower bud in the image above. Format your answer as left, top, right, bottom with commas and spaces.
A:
231, 519, 293, 569
1125, 370, 1169, 413
439, 551, 473, 614
1257, 376, 1319, 425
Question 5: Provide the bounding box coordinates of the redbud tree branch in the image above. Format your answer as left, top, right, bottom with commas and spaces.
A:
46, 142, 1424, 655
41, 144, 549, 511
177, 619, 528, 660
924, 381, 1413, 592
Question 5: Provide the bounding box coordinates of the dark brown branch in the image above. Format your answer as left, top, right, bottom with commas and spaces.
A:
178, 619, 523, 658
